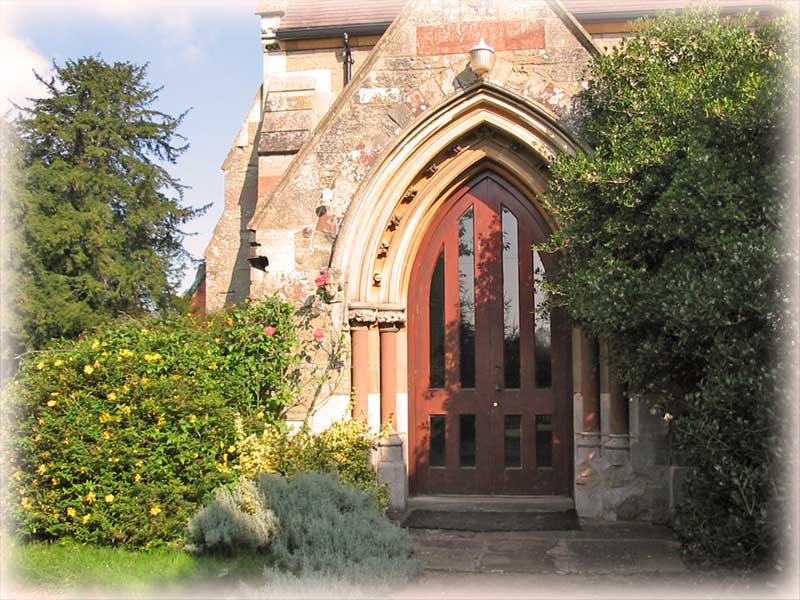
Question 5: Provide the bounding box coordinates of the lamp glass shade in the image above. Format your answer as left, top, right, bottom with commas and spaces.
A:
469, 38, 495, 75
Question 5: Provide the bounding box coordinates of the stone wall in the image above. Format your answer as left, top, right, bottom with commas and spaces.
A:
205, 0, 678, 524
248, 0, 594, 284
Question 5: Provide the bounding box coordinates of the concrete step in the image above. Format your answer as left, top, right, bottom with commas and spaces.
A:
408, 495, 574, 513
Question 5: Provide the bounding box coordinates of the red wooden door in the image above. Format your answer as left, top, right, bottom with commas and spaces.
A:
409, 172, 571, 495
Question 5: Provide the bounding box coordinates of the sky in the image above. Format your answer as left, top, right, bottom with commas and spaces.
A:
1, 0, 264, 292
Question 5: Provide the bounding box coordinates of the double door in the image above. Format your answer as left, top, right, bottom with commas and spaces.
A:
409, 172, 571, 495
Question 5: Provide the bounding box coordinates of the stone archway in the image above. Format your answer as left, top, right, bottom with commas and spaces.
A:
331, 84, 618, 506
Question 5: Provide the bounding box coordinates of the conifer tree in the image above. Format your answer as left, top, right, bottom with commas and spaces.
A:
10, 57, 203, 349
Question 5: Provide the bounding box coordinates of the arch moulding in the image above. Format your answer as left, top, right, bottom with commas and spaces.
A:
331, 83, 587, 309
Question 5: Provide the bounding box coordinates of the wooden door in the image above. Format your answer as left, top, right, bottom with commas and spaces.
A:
408, 172, 571, 495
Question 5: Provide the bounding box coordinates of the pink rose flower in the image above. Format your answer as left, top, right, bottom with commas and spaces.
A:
264, 326, 276, 337
315, 273, 328, 287
312, 329, 324, 341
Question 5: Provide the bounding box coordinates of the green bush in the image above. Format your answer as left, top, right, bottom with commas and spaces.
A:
234, 415, 388, 510
186, 478, 277, 554
190, 472, 418, 583
7, 297, 302, 547
542, 10, 793, 568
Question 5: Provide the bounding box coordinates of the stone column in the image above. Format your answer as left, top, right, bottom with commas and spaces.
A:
600, 340, 630, 464
348, 304, 377, 422
573, 327, 603, 518
574, 328, 601, 462
376, 305, 407, 515
379, 324, 398, 429
377, 305, 406, 431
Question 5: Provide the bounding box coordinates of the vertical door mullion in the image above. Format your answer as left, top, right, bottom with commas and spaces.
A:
443, 216, 460, 475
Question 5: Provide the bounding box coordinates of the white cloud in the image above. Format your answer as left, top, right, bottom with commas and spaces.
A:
3, 0, 254, 66
0, 28, 52, 117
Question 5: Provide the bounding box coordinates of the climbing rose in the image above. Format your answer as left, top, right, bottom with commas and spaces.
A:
313, 329, 324, 340
315, 273, 328, 287
264, 326, 276, 337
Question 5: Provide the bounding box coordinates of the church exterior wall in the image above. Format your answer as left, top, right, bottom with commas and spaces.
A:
204, 0, 682, 523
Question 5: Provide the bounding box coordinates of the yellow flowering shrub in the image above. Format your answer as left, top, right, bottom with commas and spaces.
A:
234, 415, 389, 511
7, 297, 304, 547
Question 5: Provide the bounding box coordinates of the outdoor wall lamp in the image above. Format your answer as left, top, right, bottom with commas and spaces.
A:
469, 38, 495, 76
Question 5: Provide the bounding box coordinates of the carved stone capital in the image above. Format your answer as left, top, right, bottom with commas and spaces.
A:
376, 304, 406, 328
348, 303, 377, 328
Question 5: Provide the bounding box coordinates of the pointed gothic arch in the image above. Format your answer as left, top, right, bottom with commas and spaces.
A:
331, 83, 588, 305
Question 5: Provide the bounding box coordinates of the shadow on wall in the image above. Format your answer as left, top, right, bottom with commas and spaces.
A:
222, 119, 263, 308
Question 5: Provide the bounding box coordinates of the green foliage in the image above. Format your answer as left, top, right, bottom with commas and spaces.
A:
259, 472, 417, 582
234, 416, 389, 511
186, 478, 277, 554
9, 56, 203, 350
542, 11, 794, 568
7, 297, 301, 547
8, 538, 268, 592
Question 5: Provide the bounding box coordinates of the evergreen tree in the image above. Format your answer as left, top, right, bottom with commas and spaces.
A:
10, 57, 203, 349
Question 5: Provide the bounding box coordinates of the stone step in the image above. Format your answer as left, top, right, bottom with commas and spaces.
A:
408, 494, 575, 513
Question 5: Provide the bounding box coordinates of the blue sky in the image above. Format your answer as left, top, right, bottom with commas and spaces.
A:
1, 0, 264, 291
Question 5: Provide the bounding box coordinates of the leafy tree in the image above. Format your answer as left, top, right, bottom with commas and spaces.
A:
10, 57, 203, 350
542, 11, 795, 567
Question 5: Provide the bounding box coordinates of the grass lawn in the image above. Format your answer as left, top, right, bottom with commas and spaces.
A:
4, 538, 269, 594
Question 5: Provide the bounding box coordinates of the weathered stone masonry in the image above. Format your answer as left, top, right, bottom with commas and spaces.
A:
201, 0, 739, 520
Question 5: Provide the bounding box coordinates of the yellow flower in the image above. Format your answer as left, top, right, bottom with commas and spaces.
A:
54, 359, 64, 367
13, 471, 22, 481
104, 494, 115, 504
37, 464, 47, 475
149, 506, 162, 516
47, 400, 57, 407
66, 507, 76, 518
82, 514, 91, 524
214, 337, 221, 343
101, 431, 111, 440
119, 349, 134, 358
119, 405, 132, 415
171, 374, 182, 380
99, 412, 111, 423
187, 414, 197, 423
86, 492, 96, 504
69, 392, 78, 399
140, 328, 149, 336
21, 497, 32, 510
227, 445, 236, 454
141, 376, 150, 386
83, 365, 94, 375
107, 392, 117, 401
156, 415, 165, 427
50, 391, 60, 397
51, 477, 60, 486
134, 474, 142, 483
207, 363, 218, 370
226, 318, 233, 326
134, 460, 143, 468
256, 411, 264, 420
122, 384, 130, 393
91, 340, 100, 350
36, 362, 45, 370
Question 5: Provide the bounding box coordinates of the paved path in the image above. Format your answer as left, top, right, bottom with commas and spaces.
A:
410, 520, 684, 576
5, 521, 795, 599
396, 519, 795, 599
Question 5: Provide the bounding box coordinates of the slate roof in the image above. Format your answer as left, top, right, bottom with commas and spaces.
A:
276, 0, 780, 37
